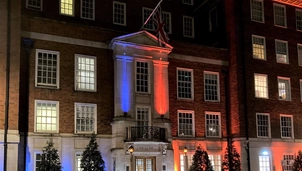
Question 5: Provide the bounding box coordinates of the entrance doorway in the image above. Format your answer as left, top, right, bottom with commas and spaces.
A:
135, 157, 156, 171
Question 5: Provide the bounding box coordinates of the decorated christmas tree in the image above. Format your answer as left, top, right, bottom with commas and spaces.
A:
189, 145, 214, 171
36, 140, 62, 171
221, 141, 241, 171
293, 150, 302, 171
81, 133, 105, 171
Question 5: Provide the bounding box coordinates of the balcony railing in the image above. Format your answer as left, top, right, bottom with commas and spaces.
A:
126, 126, 166, 142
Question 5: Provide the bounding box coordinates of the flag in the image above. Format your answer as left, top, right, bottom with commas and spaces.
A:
152, 6, 169, 44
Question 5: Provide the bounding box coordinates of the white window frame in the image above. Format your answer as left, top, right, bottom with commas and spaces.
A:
142, 7, 154, 31
34, 100, 59, 133
205, 111, 221, 138
162, 11, 172, 34
182, 0, 193, 5
135, 60, 150, 94
274, 3, 287, 28
26, 0, 42, 11
34, 151, 42, 171
136, 106, 151, 127
280, 115, 294, 138
35, 49, 60, 89
259, 154, 271, 171
180, 153, 194, 171
209, 154, 222, 171
282, 154, 295, 171
75, 54, 97, 92
250, 0, 264, 23
80, 0, 95, 20
252, 35, 266, 60
278, 77, 291, 101
298, 44, 302, 66
204, 71, 220, 102
297, 9, 302, 31
75, 152, 83, 171
177, 68, 194, 100
178, 110, 195, 137
256, 113, 271, 138
60, 0, 74, 16
183, 16, 195, 38
254, 73, 268, 99
113, 1, 126, 26
74, 103, 97, 134
275, 39, 289, 64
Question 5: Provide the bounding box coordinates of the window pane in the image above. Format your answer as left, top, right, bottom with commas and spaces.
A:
81, 0, 94, 19
60, 0, 74, 15
177, 69, 192, 99
36, 101, 58, 132
206, 113, 220, 137
136, 61, 149, 93
204, 72, 219, 101
178, 111, 193, 136
254, 74, 268, 98
76, 104, 96, 133
76, 55, 96, 91
251, 0, 264, 22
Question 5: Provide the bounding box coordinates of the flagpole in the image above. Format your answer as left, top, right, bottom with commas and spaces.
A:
139, 0, 163, 31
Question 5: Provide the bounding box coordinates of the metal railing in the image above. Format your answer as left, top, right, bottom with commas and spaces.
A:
126, 126, 166, 142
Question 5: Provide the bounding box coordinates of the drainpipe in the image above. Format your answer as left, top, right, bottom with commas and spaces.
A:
4, 0, 11, 170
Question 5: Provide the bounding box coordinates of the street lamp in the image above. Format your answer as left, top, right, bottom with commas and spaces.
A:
129, 145, 134, 171
184, 147, 188, 171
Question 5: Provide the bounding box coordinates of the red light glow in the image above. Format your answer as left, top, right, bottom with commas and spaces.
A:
273, 0, 302, 7
154, 60, 169, 115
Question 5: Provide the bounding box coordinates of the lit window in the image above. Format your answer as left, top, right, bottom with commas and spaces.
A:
250, 0, 264, 22
35, 49, 59, 88
256, 113, 270, 138
136, 107, 150, 127
180, 153, 193, 171
275, 40, 289, 64
209, 7, 218, 32
182, 0, 193, 5
252, 35, 266, 60
206, 112, 220, 137
298, 44, 302, 66
75, 103, 96, 133
278, 77, 291, 101
81, 0, 94, 20
209, 155, 221, 171
162, 12, 172, 34
136, 61, 149, 93
178, 110, 194, 137
35, 152, 42, 171
183, 16, 194, 38
204, 72, 220, 102
297, 9, 302, 31
60, 0, 74, 16
35, 100, 58, 133
280, 115, 293, 138
75, 55, 96, 91
75, 153, 83, 171
274, 3, 287, 27
259, 155, 270, 171
26, 0, 42, 10
113, 1, 126, 26
282, 154, 294, 171
142, 8, 154, 30
254, 74, 268, 98
177, 68, 193, 99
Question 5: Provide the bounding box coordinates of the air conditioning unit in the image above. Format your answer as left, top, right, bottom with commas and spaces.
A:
281, 160, 287, 166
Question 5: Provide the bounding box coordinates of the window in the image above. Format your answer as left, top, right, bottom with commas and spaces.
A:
182, 0, 193, 5
35, 100, 59, 133
252, 35, 266, 60
136, 106, 150, 127
75, 55, 96, 91
254, 74, 268, 98
183, 16, 194, 38
206, 112, 221, 137
35, 152, 42, 170
280, 115, 293, 138
256, 113, 270, 138
275, 40, 289, 64
298, 44, 302, 66
250, 0, 264, 22
75, 153, 83, 171
204, 72, 220, 101
180, 153, 193, 171
60, 0, 74, 16
209, 7, 218, 32
26, 0, 42, 10
136, 61, 149, 93
282, 154, 294, 171
297, 9, 302, 31
274, 3, 287, 27
113, 1, 126, 26
81, 0, 94, 20
35, 49, 59, 88
142, 8, 154, 30
177, 68, 193, 99
162, 12, 172, 34
178, 110, 194, 137
75, 103, 97, 133
209, 155, 221, 171
259, 155, 270, 171
278, 77, 291, 101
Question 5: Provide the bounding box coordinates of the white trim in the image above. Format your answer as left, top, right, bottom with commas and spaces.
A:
256, 113, 271, 138
205, 111, 221, 138
80, 0, 95, 20
34, 100, 59, 133
176, 67, 194, 100
75, 152, 83, 171
74, 103, 97, 134
113, 1, 126, 26
34, 151, 42, 171
35, 49, 60, 89
250, 0, 264, 23
26, 0, 43, 11
252, 35, 266, 60
259, 154, 272, 171
74, 54, 97, 92
135, 60, 151, 94
280, 114, 294, 139
177, 110, 195, 137
275, 39, 289, 64
183, 15, 195, 38
204, 71, 220, 102
135, 106, 151, 126
60, 0, 75, 16
277, 76, 291, 101
296, 9, 302, 31
254, 73, 268, 99
169, 53, 228, 66
273, 3, 287, 28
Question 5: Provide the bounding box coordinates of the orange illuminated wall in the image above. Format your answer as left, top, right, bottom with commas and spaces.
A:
154, 60, 169, 115
273, 0, 302, 7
